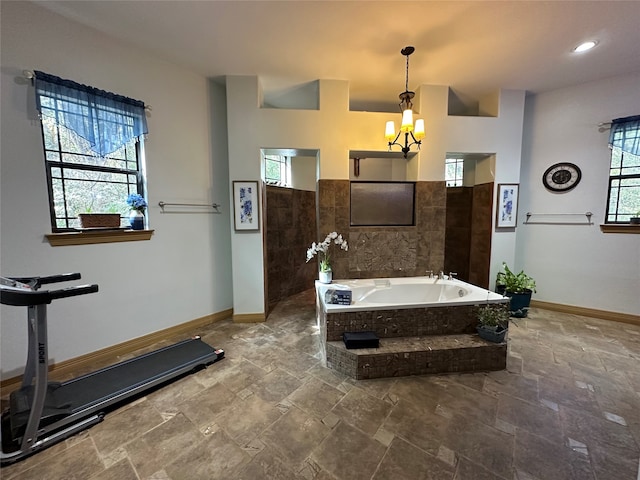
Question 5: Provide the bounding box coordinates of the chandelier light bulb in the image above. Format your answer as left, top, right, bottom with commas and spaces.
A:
385, 121, 396, 140
414, 119, 425, 140
400, 109, 414, 133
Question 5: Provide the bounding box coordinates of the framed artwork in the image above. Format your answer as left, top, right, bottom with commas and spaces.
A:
496, 183, 519, 228
233, 181, 260, 231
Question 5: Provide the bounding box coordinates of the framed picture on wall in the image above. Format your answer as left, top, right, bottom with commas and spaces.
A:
233, 181, 260, 231
496, 183, 519, 228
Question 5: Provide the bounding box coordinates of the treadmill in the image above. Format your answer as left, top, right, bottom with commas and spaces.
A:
0, 273, 224, 466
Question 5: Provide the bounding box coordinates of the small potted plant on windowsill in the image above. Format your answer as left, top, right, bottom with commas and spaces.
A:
630, 211, 640, 225
476, 304, 510, 343
495, 262, 536, 318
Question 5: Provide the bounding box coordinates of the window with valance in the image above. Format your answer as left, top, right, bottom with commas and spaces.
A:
34, 71, 149, 232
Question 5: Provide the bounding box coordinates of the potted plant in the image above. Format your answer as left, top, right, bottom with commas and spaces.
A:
495, 262, 536, 318
476, 304, 510, 343
630, 210, 640, 225
306, 232, 348, 284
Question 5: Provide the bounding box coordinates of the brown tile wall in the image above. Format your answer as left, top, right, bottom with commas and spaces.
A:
265, 186, 317, 311
444, 182, 493, 288
468, 182, 494, 288
444, 187, 473, 281
317, 180, 446, 280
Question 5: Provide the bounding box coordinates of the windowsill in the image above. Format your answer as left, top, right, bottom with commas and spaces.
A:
45, 229, 154, 246
600, 224, 640, 234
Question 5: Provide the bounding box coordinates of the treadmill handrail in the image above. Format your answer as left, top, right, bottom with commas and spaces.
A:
9, 273, 82, 290
1, 284, 98, 307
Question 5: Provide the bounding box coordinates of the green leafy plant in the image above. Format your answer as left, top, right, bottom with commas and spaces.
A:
477, 304, 510, 328
496, 262, 536, 294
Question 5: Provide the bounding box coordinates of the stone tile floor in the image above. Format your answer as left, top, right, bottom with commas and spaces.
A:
2, 289, 640, 479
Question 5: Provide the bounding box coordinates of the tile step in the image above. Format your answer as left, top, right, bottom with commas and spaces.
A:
326, 334, 507, 380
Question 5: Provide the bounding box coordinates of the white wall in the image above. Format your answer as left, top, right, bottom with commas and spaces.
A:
0, 2, 536, 375
226, 77, 526, 315
0, 2, 233, 379
349, 157, 408, 181
518, 72, 640, 315
418, 87, 526, 286
291, 155, 317, 191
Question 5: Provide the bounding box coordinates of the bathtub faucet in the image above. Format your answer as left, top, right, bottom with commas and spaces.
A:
438, 271, 445, 280
426, 270, 434, 278
449, 272, 458, 280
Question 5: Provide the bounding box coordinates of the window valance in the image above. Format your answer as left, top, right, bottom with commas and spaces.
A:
609, 115, 640, 157
34, 71, 148, 157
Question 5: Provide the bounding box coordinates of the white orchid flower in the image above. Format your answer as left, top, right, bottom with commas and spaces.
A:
305, 232, 349, 265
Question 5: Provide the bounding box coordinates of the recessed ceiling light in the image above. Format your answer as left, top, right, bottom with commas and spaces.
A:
573, 41, 598, 53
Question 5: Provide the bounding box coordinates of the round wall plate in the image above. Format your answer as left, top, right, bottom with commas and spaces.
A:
542, 162, 582, 192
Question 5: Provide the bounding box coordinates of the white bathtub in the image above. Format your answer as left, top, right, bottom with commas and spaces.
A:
317, 276, 507, 313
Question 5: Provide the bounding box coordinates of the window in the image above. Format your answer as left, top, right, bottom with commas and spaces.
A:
605, 116, 640, 224
34, 71, 148, 232
264, 154, 291, 186
350, 182, 415, 226
445, 158, 464, 187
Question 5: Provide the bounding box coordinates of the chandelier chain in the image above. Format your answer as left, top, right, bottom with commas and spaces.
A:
405, 54, 410, 92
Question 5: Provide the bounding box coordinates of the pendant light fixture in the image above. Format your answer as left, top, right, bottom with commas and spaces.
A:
385, 46, 425, 158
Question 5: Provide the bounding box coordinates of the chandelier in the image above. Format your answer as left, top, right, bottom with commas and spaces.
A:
385, 46, 425, 158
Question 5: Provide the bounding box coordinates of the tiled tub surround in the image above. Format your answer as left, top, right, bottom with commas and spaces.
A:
316, 277, 509, 379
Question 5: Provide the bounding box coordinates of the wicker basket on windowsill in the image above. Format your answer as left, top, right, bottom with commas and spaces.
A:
78, 213, 121, 229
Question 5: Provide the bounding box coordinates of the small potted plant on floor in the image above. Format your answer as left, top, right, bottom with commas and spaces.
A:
495, 262, 536, 318
476, 304, 510, 343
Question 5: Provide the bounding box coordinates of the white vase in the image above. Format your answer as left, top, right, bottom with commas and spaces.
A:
129, 210, 145, 230
319, 270, 332, 284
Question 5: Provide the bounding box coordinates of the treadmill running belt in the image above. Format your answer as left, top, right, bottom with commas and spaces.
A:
53, 338, 217, 412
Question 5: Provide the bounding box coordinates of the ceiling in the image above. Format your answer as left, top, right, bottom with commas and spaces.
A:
34, 0, 640, 112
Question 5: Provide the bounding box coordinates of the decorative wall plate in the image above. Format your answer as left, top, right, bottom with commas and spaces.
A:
542, 162, 582, 192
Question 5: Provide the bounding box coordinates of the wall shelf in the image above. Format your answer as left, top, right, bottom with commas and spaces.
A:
524, 212, 593, 225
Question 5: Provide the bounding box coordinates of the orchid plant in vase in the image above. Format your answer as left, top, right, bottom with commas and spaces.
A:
306, 232, 348, 282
